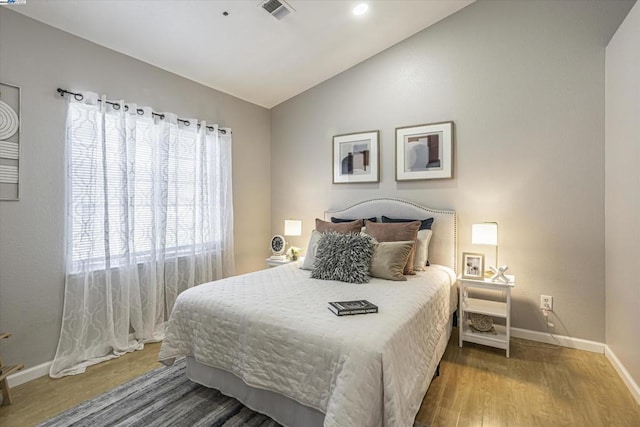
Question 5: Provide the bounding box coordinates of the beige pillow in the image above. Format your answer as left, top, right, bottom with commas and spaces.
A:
413, 229, 433, 271
364, 220, 421, 274
315, 218, 362, 234
301, 230, 322, 270
370, 241, 414, 281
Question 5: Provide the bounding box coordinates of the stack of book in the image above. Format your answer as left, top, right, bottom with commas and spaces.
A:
328, 300, 378, 316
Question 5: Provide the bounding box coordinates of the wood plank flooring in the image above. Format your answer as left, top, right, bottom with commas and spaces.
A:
417, 330, 640, 426
1, 332, 639, 427
0, 342, 163, 427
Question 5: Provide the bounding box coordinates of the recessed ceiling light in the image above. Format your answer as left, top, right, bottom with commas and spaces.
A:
353, 3, 369, 16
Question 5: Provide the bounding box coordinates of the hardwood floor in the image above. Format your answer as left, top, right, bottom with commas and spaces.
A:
1, 333, 639, 427
0, 342, 163, 427
417, 330, 640, 426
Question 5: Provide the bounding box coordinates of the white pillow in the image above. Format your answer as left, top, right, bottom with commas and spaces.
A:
413, 229, 433, 271
301, 230, 322, 270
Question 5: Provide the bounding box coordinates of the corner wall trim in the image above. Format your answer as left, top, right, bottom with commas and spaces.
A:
605, 345, 640, 406
7, 360, 52, 388
510, 327, 605, 353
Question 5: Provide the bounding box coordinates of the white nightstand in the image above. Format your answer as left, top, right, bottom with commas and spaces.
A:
265, 257, 302, 268
458, 275, 515, 357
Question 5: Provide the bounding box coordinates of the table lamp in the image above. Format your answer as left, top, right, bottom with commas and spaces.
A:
284, 219, 302, 260
471, 222, 510, 282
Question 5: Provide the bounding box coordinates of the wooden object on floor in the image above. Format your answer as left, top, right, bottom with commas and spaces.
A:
0, 333, 24, 406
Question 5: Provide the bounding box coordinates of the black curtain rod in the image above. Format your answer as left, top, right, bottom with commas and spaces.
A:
56, 88, 228, 134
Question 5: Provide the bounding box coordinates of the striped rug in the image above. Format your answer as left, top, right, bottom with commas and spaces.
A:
39, 359, 428, 427
39, 359, 280, 427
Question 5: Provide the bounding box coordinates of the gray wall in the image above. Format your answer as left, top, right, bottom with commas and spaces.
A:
605, 1, 640, 390
0, 9, 271, 368
271, 0, 634, 342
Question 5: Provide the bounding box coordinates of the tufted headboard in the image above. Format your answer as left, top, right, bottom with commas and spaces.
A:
324, 198, 457, 272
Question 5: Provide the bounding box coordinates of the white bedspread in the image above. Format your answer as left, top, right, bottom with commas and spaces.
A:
158, 263, 456, 427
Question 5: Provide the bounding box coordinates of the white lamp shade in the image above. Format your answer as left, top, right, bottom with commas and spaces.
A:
284, 219, 302, 236
472, 223, 498, 246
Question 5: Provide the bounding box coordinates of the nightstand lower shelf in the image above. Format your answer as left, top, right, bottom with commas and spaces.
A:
460, 323, 509, 351
464, 297, 507, 318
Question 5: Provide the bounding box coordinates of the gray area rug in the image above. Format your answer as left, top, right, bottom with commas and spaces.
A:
39, 359, 280, 427
39, 358, 429, 427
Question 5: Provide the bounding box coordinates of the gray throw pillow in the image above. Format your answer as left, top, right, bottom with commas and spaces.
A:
311, 231, 375, 284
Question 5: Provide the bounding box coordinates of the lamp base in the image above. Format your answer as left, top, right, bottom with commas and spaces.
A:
270, 255, 287, 261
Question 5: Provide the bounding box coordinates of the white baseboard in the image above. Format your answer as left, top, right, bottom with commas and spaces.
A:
7, 360, 52, 388
605, 345, 640, 406
510, 327, 605, 353
6, 332, 150, 389
6, 334, 146, 388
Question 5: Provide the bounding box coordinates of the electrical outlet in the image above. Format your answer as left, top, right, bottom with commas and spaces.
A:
540, 295, 553, 311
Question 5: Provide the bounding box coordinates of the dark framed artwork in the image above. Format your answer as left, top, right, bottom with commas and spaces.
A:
332, 130, 379, 184
396, 121, 453, 181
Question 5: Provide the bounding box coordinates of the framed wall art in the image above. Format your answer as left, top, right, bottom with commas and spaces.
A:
462, 252, 485, 280
0, 81, 21, 201
332, 130, 379, 184
396, 121, 453, 181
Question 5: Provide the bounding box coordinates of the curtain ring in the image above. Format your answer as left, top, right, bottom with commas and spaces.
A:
73, 93, 84, 101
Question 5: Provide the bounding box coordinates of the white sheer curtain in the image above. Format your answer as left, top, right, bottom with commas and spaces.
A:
50, 92, 234, 377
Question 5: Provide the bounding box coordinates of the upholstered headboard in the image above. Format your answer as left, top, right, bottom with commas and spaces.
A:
324, 198, 457, 272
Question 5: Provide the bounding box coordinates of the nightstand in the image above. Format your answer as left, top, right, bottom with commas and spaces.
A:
265, 257, 302, 268
458, 275, 515, 357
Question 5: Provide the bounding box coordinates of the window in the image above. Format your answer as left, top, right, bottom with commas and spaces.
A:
67, 101, 230, 273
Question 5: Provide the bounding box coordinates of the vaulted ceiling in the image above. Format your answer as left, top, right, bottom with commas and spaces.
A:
11, 0, 473, 108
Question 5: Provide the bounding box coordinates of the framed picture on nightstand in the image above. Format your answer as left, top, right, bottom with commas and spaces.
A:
461, 252, 484, 280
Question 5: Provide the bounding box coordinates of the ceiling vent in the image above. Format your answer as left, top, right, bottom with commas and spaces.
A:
260, 0, 294, 20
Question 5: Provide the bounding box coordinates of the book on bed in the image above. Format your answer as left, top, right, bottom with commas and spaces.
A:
328, 300, 378, 316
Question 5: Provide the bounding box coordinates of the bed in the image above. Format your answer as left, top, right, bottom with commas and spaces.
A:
158, 198, 457, 427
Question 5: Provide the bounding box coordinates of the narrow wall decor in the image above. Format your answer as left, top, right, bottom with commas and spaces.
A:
0, 81, 21, 200
332, 130, 379, 184
396, 121, 454, 181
